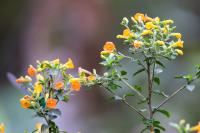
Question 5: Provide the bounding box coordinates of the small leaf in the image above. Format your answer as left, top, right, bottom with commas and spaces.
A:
186, 84, 195, 92
133, 68, 145, 77
153, 77, 160, 85
123, 93, 135, 99
120, 70, 127, 76
156, 60, 166, 68
157, 109, 170, 118
134, 85, 142, 92
63, 95, 69, 102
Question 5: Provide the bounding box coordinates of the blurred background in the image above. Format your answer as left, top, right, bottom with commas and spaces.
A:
0, 0, 200, 132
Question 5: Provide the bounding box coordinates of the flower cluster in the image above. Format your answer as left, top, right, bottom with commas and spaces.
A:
116, 13, 184, 59
16, 58, 81, 132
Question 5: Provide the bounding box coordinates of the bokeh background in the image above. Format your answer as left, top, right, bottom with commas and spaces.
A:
0, 0, 200, 132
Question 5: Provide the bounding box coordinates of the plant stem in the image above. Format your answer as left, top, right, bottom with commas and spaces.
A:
147, 60, 154, 132
153, 85, 186, 113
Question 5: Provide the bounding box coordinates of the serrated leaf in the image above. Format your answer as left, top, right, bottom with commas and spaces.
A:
186, 84, 195, 92
133, 68, 145, 77
157, 109, 170, 118
153, 77, 160, 85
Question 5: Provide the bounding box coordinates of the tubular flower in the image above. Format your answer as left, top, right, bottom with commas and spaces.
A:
133, 40, 143, 49
0, 123, 4, 133
171, 33, 182, 39
55, 81, 64, 90
156, 40, 165, 45
163, 19, 174, 25
70, 78, 81, 91
169, 40, 184, 48
27, 65, 37, 77
34, 82, 43, 94
20, 98, 31, 109
145, 22, 156, 30
190, 122, 200, 133
24, 95, 33, 101
117, 29, 134, 39
16, 76, 32, 84
65, 58, 75, 69
141, 30, 153, 36
46, 98, 57, 109
175, 49, 184, 55
87, 75, 96, 81
134, 13, 145, 22
103, 42, 116, 53
145, 15, 154, 22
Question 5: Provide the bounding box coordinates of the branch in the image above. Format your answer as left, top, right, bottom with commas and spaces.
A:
120, 78, 145, 99
153, 85, 186, 113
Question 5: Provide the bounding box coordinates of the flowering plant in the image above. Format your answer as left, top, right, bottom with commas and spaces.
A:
81, 13, 200, 133
15, 59, 81, 133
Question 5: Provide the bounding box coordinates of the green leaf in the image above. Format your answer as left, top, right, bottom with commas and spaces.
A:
120, 70, 127, 76
156, 60, 166, 68
133, 68, 145, 77
157, 109, 170, 118
153, 77, 160, 85
134, 85, 142, 92
63, 95, 69, 102
153, 90, 169, 98
186, 84, 195, 92
123, 93, 135, 99
154, 129, 161, 133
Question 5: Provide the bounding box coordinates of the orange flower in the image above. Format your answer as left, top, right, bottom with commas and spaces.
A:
70, 78, 81, 91
103, 42, 116, 53
24, 95, 33, 101
55, 81, 64, 90
190, 122, 200, 133
133, 40, 143, 49
87, 75, 96, 81
27, 65, 37, 77
0, 123, 4, 133
46, 98, 57, 109
20, 98, 31, 109
65, 58, 75, 69
134, 13, 145, 22
16, 76, 32, 84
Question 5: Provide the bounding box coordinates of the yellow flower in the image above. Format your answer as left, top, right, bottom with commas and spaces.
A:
117, 29, 134, 39
103, 42, 116, 53
175, 49, 184, 55
20, 98, 31, 109
34, 82, 43, 94
154, 17, 160, 23
162, 27, 168, 34
46, 98, 57, 109
133, 40, 143, 49
70, 78, 81, 91
169, 40, 184, 48
190, 122, 200, 132
65, 58, 75, 69
141, 30, 153, 36
163, 19, 174, 25
145, 15, 154, 22
87, 75, 96, 81
171, 33, 182, 39
0, 123, 4, 133
156, 41, 165, 45
145, 22, 156, 30
134, 13, 145, 22
35, 123, 42, 132
27, 65, 37, 77
53, 59, 60, 65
